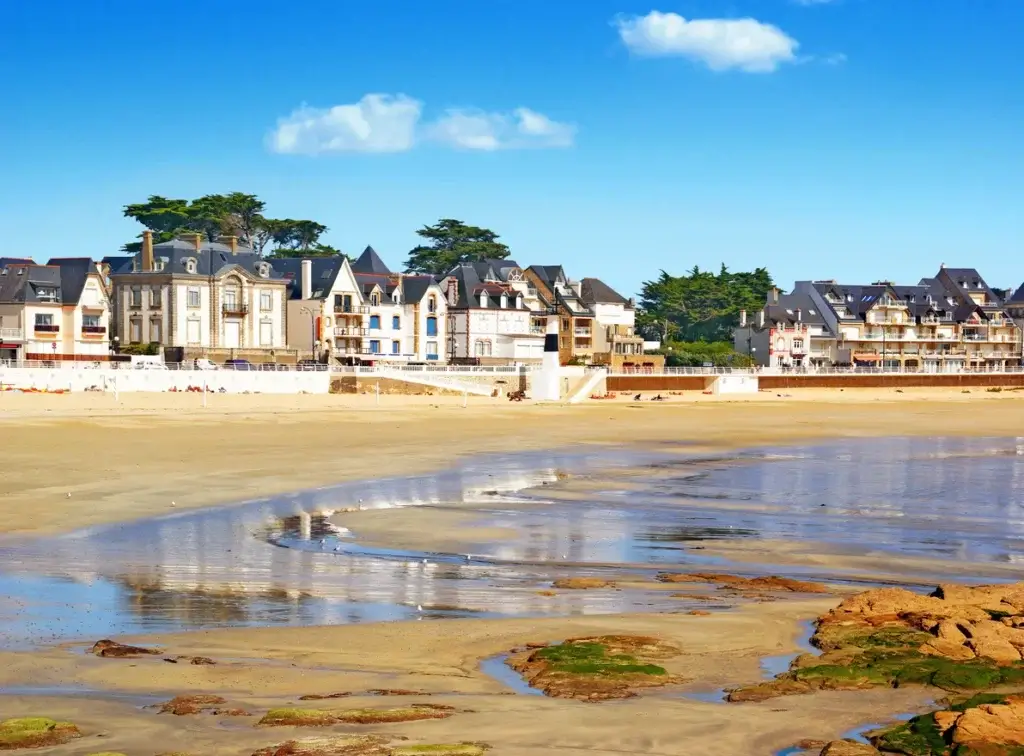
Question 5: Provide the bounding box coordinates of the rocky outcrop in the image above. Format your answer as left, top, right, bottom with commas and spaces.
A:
552, 578, 614, 590
157, 694, 248, 716
655, 572, 828, 594
874, 695, 1024, 754
0, 717, 81, 749
818, 742, 880, 756
88, 639, 160, 658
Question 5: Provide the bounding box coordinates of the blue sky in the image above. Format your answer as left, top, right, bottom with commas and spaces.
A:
2, 0, 1023, 297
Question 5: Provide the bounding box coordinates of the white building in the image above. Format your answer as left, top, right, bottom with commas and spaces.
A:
441, 260, 545, 363
278, 246, 448, 363
108, 232, 289, 362
0, 257, 112, 365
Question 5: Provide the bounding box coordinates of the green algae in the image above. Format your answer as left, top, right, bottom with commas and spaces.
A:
258, 708, 340, 727
0, 718, 81, 750
534, 641, 667, 677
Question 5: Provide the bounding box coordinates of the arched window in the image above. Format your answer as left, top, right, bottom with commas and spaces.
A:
428, 296, 437, 313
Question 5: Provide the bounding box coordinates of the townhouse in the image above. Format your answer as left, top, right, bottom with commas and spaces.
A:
441, 260, 545, 363
278, 246, 447, 363
0, 257, 112, 364
735, 288, 837, 369
108, 231, 290, 363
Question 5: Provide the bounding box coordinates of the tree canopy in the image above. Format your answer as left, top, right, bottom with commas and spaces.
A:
637, 265, 775, 342
404, 218, 510, 275
122, 193, 339, 257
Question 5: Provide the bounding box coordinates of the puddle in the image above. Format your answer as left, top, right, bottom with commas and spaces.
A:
679, 688, 726, 704
760, 620, 816, 679
478, 653, 544, 696
0, 685, 165, 707
842, 711, 918, 743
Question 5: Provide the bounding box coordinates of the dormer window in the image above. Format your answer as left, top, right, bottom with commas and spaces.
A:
479, 291, 488, 308
500, 293, 508, 308
371, 292, 380, 306
516, 294, 524, 309
154, 258, 167, 272
256, 262, 270, 278
185, 258, 197, 275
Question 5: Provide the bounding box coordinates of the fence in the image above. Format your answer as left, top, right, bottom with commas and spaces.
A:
0, 366, 330, 394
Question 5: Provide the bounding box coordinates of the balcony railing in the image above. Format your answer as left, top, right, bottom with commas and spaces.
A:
33, 324, 60, 333
81, 325, 107, 335
222, 302, 249, 316
334, 327, 368, 337
574, 328, 592, 336
0, 327, 23, 341
334, 305, 370, 315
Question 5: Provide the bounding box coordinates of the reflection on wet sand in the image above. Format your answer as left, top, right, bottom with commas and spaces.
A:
2, 437, 1024, 649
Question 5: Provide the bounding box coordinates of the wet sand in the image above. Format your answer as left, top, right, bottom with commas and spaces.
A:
3, 388, 1024, 538
3, 390, 1024, 754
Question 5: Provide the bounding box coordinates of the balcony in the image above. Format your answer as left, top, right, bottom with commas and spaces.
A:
334, 305, 370, 315
81, 325, 107, 336
334, 326, 368, 337
33, 324, 60, 333
0, 327, 23, 341
222, 302, 249, 316
574, 328, 592, 337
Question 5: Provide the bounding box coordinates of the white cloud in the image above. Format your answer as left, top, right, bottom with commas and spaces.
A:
269, 96, 574, 155
792, 0, 839, 5
269, 94, 422, 155
426, 106, 576, 151
615, 11, 799, 73
822, 52, 848, 65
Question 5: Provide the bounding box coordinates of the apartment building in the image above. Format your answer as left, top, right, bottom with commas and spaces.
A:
0, 258, 112, 364
278, 246, 447, 363
736, 289, 837, 368
108, 231, 290, 362
578, 277, 652, 369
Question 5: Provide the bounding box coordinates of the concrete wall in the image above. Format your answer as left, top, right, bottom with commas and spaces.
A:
607, 375, 713, 392
758, 373, 1024, 389
0, 366, 329, 394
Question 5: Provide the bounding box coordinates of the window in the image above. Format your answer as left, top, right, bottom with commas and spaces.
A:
130, 287, 142, 307
792, 339, 804, 351
426, 341, 438, 360
186, 319, 201, 344
369, 340, 381, 354
149, 319, 162, 344
342, 295, 352, 312
428, 296, 437, 313
392, 340, 401, 354
187, 288, 201, 308
82, 314, 101, 328
474, 340, 492, 357
150, 287, 162, 307
223, 289, 238, 308
370, 292, 380, 306
260, 321, 273, 346
35, 287, 57, 302
260, 292, 273, 311
334, 294, 344, 310
426, 316, 437, 336
392, 315, 400, 330
562, 318, 569, 330
34, 313, 53, 327
369, 315, 381, 330
130, 319, 142, 343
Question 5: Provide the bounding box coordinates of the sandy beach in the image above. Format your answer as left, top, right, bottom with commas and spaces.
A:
3, 389, 1024, 755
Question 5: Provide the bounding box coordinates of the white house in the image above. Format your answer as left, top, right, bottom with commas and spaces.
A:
441, 260, 545, 363
278, 246, 447, 363
0, 257, 112, 365
108, 231, 289, 362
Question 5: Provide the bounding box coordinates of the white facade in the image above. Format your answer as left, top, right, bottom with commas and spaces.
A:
0, 270, 111, 365
449, 308, 544, 361
115, 268, 287, 352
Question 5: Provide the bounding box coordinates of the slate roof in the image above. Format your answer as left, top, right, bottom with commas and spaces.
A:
271, 257, 345, 300
444, 263, 519, 308
934, 266, 1009, 320
580, 277, 630, 307
101, 255, 134, 275
351, 246, 391, 275
762, 292, 828, 328
0, 258, 100, 306
0, 257, 34, 268
401, 275, 438, 304
112, 238, 285, 281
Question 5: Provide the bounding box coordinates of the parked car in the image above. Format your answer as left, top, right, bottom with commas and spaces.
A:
192, 358, 219, 370
258, 362, 289, 371
223, 359, 254, 370
132, 361, 168, 371
297, 359, 325, 371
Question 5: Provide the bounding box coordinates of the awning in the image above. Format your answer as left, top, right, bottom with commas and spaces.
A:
853, 353, 882, 362
0, 343, 19, 350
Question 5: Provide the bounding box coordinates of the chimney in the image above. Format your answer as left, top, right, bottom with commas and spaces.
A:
300, 259, 312, 300
141, 230, 154, 272
221, 235, 238, 255
190, 233, 202, 252
758, 310, 765, 328
796, 308, 802, 322
768, 287, 780, 305
739, 309, 747, 328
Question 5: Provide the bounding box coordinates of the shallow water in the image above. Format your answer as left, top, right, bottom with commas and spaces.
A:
3, 437, 1024, 648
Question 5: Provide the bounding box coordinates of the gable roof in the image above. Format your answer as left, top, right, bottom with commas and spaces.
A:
45, 258, 96, 305
111, 238, 284, 281
761, 292, 828, 328
0, 259, 101, 306
351, 246, 391, 275
580, 277, 629, 307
